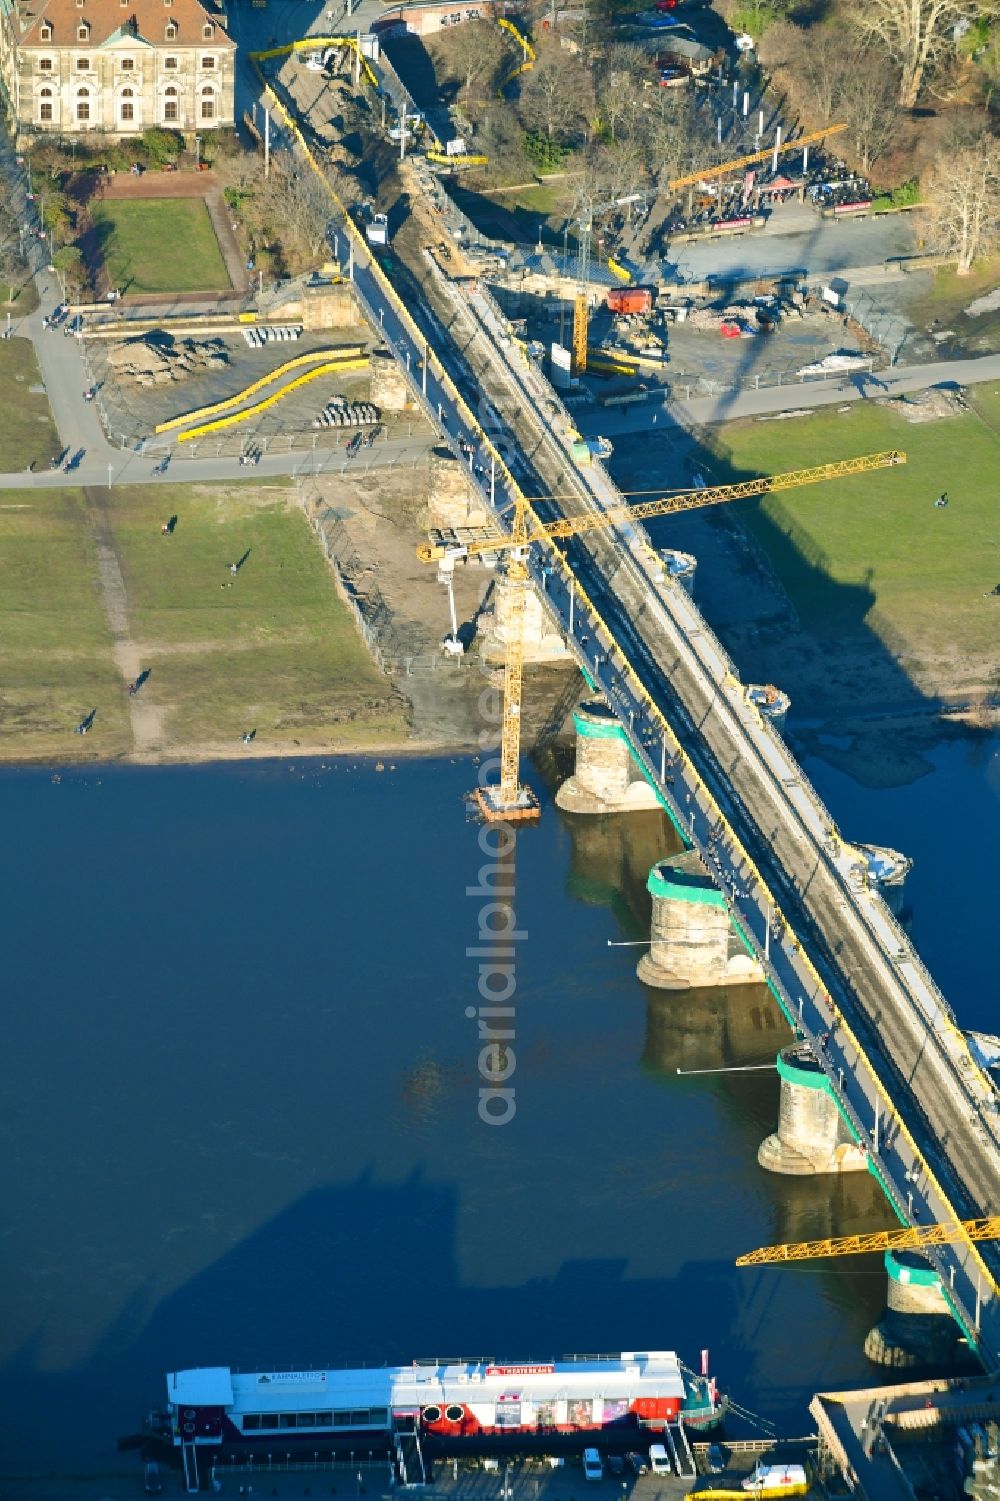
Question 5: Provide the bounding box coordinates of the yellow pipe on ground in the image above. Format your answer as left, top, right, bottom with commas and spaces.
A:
585, 354, 639, 377
176, 356, 368, 440
425, 151, 489, 167
155, 347, 367, 434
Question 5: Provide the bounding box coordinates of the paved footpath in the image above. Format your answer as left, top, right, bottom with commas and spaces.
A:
676, 351, 1000, 425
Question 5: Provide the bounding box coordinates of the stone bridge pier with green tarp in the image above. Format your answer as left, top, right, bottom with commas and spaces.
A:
759, 1044, 870, 1176
556, 700, 661, 815
864, 1250, 968, 1369
636, 855, 764, 992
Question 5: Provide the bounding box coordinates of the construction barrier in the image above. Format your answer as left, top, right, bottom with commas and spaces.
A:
176, 356, 368, 440
687, 1489, 808, 1500
246, 45, 1000, 1319
253, 35, 379, 89
425, 151, 489, 168
154, 346, 367, 434
585, 352, 639, 378
496, 15, 535, 91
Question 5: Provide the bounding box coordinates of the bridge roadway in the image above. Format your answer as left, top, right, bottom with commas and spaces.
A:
249, 61, 1000, 1361
336, 225, 1000, 1354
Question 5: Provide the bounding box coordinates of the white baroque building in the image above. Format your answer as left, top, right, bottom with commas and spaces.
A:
0, 0, 235, 141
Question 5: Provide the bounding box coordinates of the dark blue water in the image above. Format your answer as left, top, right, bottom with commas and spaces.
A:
0, 757, 935, 1475
801, 733, 999, 1029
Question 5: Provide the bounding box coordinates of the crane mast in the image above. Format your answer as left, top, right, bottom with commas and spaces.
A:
419, 452, 906, 822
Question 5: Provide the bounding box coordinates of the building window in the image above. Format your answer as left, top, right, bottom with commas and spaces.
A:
121, 100, 134, 120
77, 56, 89, 68
40, 22, 52, 38
165, 22, 177, 38
200, 93, 215, 119
203, 21, 213, 36
39, 56, 53, 69
163, 54, 177, 68
40, 101, 54, 120
78, 23, 90, 39
201, 54, 216, 68
163, 97, 178, 120
120, 56, 134, 68
77, 94, 90, 121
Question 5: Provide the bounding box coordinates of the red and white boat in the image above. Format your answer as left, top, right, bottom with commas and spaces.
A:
147, 1350, 724, 1486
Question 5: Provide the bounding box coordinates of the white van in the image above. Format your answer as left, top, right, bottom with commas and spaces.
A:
743, 1464, 807, 1493
649, 1444, 673, 1476
583, 1449, 604, 1481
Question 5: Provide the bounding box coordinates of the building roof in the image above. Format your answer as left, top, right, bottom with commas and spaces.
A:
16, 0, 234, 48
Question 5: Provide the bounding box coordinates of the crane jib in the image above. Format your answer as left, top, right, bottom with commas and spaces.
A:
415, 451, 907, 564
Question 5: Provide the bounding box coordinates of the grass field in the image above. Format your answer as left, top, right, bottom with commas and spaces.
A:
708, 394, 1000, 690
0, 487, 129, 759
0, 338, 60, 472
0, 482, 408, 762
0, 278, 39, 314
89, 198, 230, 295
106, 483, 407, 750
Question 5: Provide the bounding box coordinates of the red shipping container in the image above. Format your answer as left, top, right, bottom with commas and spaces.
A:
606, 287, 653, 315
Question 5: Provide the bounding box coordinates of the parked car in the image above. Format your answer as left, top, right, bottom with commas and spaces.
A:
649, 1444, 673, 1476
626, 1453, 649, 1476
607, 1454, 625, 1477
583, 1449, 604, 1482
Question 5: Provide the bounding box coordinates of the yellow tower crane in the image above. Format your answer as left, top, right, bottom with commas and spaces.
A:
736, 1216, 1000, 1266
417, 450, 905, 823
666, 123, 847, 194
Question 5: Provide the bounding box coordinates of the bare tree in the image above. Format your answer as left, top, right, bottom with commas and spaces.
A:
925, 130, 1000, 271
852, 0, 982, 107
593, 42, 646, 140
642, 88, 717, 189
519, 51, 589, 140
258, 156, 332, 271
838, 51, 902, 171
449, 18, 508, 101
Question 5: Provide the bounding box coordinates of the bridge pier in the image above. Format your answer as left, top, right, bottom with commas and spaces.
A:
556, 701, 661, 814
479, 575, 570, 665
427, 449, 494, 531
636, 854, 763, 991
369, 349, 411, 411
864, 1251, 963, 1368
758, 1046, 869, 1175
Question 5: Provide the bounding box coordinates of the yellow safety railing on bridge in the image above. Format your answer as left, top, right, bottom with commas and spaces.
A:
247, 42, 1000, 1324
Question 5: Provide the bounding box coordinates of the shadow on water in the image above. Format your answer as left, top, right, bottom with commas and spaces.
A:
0, 762, 897, 1477
553, 801, 900, 1343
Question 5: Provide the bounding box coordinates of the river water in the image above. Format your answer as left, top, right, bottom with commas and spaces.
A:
0, 742, 993, 1475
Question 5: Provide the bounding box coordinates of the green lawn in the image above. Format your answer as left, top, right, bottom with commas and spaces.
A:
707, 397, 1000, 676
0, 487, 129, 760
108, 484, 407, 748
0, 482, 407, 762
0, 278, 39, 314
90, 198, 230, 295
0, 338, 60, 472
